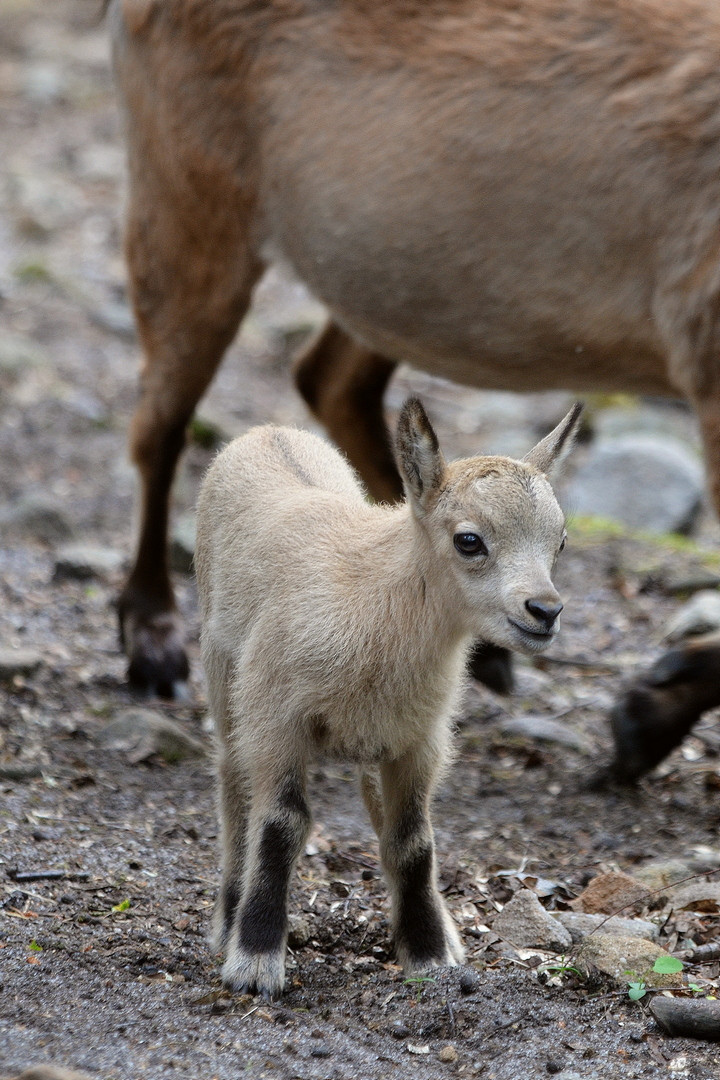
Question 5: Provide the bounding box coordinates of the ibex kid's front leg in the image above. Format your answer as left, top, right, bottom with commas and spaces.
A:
222, 761, 311, 997
378, 745, 464, 972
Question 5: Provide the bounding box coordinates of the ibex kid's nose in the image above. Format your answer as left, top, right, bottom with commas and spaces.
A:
525, 598, 563, 629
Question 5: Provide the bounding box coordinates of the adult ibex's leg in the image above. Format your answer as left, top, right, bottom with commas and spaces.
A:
610, 633, 720, 782
294, 322, 402, 503
118, 172, 261, 696
608, 389, 720, 780
295, 323, 514, 691
377, 746, 464, 972
222, 761, 311, 997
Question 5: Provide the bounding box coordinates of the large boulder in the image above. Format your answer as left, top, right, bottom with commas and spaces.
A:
565, 435, 704, 533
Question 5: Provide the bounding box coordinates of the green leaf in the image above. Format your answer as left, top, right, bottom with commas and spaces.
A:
627, 982, 646, 1001
112, 898, 130, 913
652, 956, 683, 975
28, 939, 42, 952
689, 983, 702, 993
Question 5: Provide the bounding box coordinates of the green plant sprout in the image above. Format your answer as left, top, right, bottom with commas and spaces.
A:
627, 956, 684, 1001
538, 959, 582, 980
403, 975, 436, 1002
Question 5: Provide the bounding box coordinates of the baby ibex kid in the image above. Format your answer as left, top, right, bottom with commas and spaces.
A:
196, 398, 582, 996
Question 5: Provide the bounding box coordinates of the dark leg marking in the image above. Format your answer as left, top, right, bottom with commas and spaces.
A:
277, 775, 310, 816
239, 813, 309, 955
220, 880, 241, 945
395, 842, 446, 963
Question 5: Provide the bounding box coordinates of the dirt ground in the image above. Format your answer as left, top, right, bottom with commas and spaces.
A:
1, 2, 720, 1078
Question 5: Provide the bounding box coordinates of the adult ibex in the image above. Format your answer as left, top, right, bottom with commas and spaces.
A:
196, 400, 581, 995
110, 0, 720, 766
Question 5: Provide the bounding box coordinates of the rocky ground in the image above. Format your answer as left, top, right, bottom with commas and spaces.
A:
1, 2, 720, 1079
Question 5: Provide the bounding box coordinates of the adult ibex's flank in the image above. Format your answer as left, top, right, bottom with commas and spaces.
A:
195, 400, 581, 996
111, 0, 720, 757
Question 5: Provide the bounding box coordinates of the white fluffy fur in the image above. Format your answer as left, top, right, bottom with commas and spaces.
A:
195, 401, 580, 996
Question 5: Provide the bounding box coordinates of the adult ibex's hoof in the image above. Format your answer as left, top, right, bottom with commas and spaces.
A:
118, 605, 190, 699
609, 634, 720, 781
468, 642, 514, 694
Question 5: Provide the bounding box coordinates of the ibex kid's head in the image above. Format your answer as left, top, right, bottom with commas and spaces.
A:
395, 399, 583, 654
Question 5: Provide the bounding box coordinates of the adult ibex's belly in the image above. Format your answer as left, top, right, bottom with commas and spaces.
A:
259, 67, 686, 399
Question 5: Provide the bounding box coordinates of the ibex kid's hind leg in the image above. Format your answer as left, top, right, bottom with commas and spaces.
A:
378, 746, 464, 972
207, 650, 250, 955
222, 758, 312, 997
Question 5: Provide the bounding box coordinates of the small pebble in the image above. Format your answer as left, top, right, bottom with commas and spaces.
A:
439, 1044, 458, 1063
459, 971, 480, 995
310, 1045, 332, 1058
390, 1022, 410, 1039
546, 1060, 564, 1074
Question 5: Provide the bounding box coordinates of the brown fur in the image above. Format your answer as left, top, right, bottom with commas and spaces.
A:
110, 0, 720, 703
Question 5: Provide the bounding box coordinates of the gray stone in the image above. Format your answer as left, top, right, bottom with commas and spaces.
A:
492, 889, 572, 953
53, 545, 125, 581
287, 914, 311, 948
670, 881, 720, 912
633, 859, 692, 892
89, 301, 136, 340
0, 494, 73, 544
59, 388, 108, 425
664, 590, 720, 642
565, 435, 704, 534
660, 567, 720, 596
495, 715, 593, 754
171, 514, 196, 574
0, 760, 42, 781
99, 708, 206, 765
0, 648, 43, 680
592, 401, 700, 448
554, 911, 658, 944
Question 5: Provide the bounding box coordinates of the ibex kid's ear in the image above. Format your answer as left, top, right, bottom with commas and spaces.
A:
523, 401, 584, 477
396, 397, 445, 509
